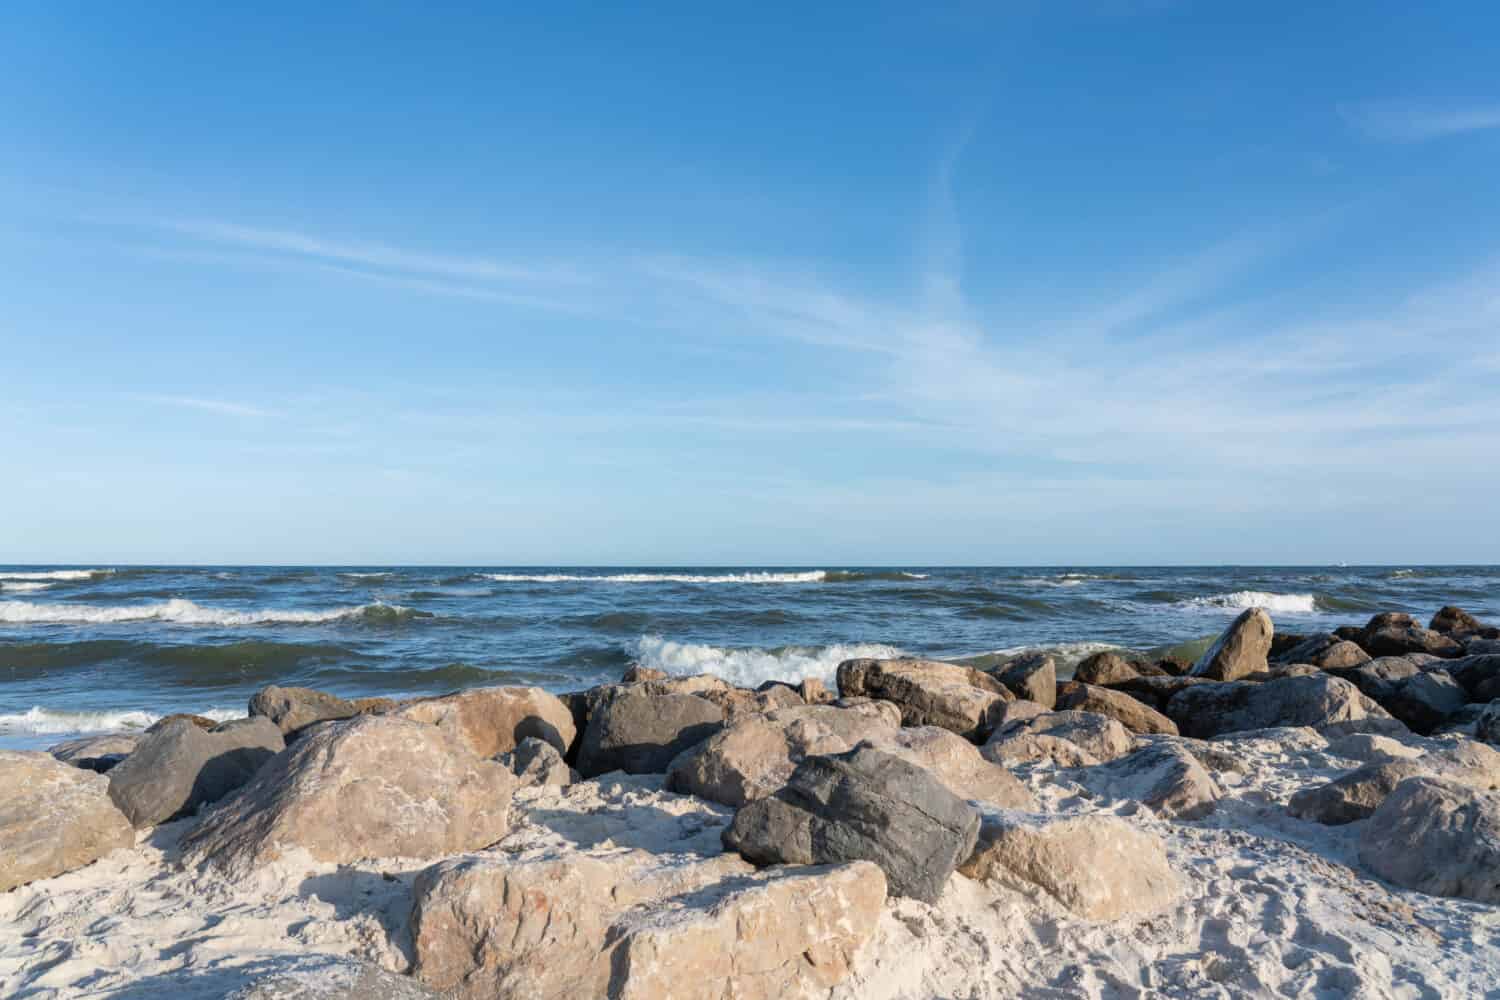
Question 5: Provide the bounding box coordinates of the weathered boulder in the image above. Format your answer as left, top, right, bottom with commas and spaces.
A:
394, 685, 576, 758
250, 685, 363, 737
959, 809, 1179, 920
1288, 742, 1500, 825
836, 657, 1013, 740
497, 736, 576, 787
1359, 777, 1500, 902
227, 957, 442, 999
1105, 674, 1213, 711
621, 664, 668, 683
1326, 732, 1424, 763
146, 713, 220, 734
798, 677, 835, 704
1479, 701, 1500, 746
723, 746, 980, 902
1191, 608, 1273, 682
0, 751, 134, 892
667, 702, 901, 807
1055, 682, 1178, 736
183, 714, 517, 873
869, 726, 1036, 809
576, 691, 724, 778
985, 709, 1135, 764
1274, 634, 1370, 670
1448, 655, 1500, 701
1165, 674, 1394, 739
1359, 613, 1462, 659
1072, 651, 1141, 687
1429, 606, 1488, 636
719, 684, 806, 720
1084, 742, 1220, 819
993, 652, 1057, 709
48, 733, 139, 773
1327, 656, 1423, 702
107, 716, 284, 829
981, 731, 1100, 768
1382, 671, 1469, 735
410, 849, 882, 1000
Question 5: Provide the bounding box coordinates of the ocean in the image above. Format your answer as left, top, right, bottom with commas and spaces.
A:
2, 564, 1495, 750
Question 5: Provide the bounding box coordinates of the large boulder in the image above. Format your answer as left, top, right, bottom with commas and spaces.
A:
182, 714, 517, 873
1105, 674, 1213, 711
1479, 701, 1500, 746
1274, 634, 1370, 670
959, 809, 1179, 920
984, 709, 1135, 764
993, 652, 1057, 709
1083, 742, 1220, 819
1429, 606, 1489, 637
1165, 674, 1394, 739
394, 685, 576, 758
1382, 671, 1470, 735
497, 737, 576, 788
668, 702, 901, 807
1358, 777, 1500, 902
1072, 651, 1141, 686
0, 751, 134, 892
836, 658, 1013, 740
1359, 613, 1462, 659
410, 849, 882, 1000
1327, 656, 1423, 702
48, 733, 139, 773
723, 746, 980, 903
227, 957, 442, 999
1288, 741, 1500, 825
250, 685, 366, 737
1448, 655, 1500, 701
870, 725, 1036, 809
1191, 608, 1273, 681
576, 691, 724, 778
107, 716, 284, 829
1054, 682, 1178, 736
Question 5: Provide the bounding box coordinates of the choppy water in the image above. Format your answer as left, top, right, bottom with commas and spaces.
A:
2, 565, 1495, 749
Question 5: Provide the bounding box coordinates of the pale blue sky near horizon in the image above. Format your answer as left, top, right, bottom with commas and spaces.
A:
2, 2, 1498, 566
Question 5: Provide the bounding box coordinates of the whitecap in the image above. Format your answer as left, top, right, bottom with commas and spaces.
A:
0, 581, 52, 593
0, 569, 113, 581
0, 598, 415, 626
630, 635, 903, 687
486, 571, 830, 584
0, 705, 240, 736
1183, 591, 1319, 614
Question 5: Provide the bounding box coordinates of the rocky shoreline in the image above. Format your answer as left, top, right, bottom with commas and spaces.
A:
3, 606, 1499, 998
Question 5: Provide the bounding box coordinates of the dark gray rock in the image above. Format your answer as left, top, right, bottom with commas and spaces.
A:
1359, 613, 1462, 659
1326, 656, 1423, 703
575, 691, 723, 778
723, 746, 979, 903
48, 734, 139, 774
1105, 674, 1213, 711
1190, 608, 1273, 682
1072, 651, 1141, 686
1429, 606, 1489, 637
994, 652, 1057, 709
836, 658, 1013, 740
107, 716, 284, 828
497, 736, 576, 787
1164, 674, 1394, 739
1448, 655, 1500, 701
1478, 701, 1500, 746
1382, 671, 1470, 735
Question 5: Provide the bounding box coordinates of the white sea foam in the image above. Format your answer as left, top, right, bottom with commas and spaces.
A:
630, 634, 904, 687
0, 569, 113, 581
338, 571, 392, 579
1184, 591, 1319, 614
0, 582, 52, 593
0, 598, 412, 626
984, 640, 1122, 672
0, 705, 240, 736
487, 571, 833, 584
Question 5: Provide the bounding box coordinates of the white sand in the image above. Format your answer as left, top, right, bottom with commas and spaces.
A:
3, 734, 1498, 998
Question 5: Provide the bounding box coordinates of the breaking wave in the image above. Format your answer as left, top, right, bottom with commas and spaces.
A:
0, 581, 52, 593
484, 570, 926, 584
0, 705, 240, 736
630, 635, 903, 686
0, 569, 113, 581
1182, 591, 1319, 614
0, 598, 427, 626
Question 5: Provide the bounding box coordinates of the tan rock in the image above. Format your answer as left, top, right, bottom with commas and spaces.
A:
980, 731, 1101, 768
0, 751, 134, 892
1085, 742, 1220, 819
1055, 682, 1178, 736
836, 658, 1013, 740
394, 685, 576, 757
1191, 607, 1273, 681
986, 709, 1135, 764
1289, 741, 1500, 825
1359, 776, 1500, 902
868, 725, 1037, 809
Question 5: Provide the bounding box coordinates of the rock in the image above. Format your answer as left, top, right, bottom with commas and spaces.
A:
577, 690, 724, 778
0, 751, 134, 892
1191, 608, 1273, 682
182, 714, 517, 873
227, 957, 442, 999
1430, 605, 1487, 636
1275, 634, 1371, 669
667, 702, 901, 807
1480, 701, 1500, 746
959, 809, 1179, 920
1055, 682, 1178, 736
1359, 613, 1462, 659
981, 731, 1100, 768
1288, 742, 1500, 825
1466, 638, 1500, 656
994, 652, 1057, 709
992, 698, 1050, 729
1105, 674, 1213, 710
621, 664, 668, 683
1072, 651, 1141, 686
250, 686, 364, 737
497, 736, 576, 787
1165, 674, 1394, 739
1326, 733, 1424, 763
107, 716, 284, 829
798, 677, 835, 704
836, 658, 1013, 740
1327, 656, 1423, 702
146, 713, 221, 734
1359, 777, 1500, 902
1085, 742, 1220, 819
723, 746, 980, 903
1448, 654, 1500, 701
870, 726, 1036, 809
1382, 671, 1469, 735
394, 685, 576, 758
720, 684, 805, 720
986, 709, 1135, 764
48, 734, 139, 773
411, 850, 881, 1000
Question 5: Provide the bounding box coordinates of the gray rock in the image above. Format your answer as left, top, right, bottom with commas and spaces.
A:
1359, 776, 1500, 902
1165, 674, 1394, 739
575, 690, 723, 778
837, 657, 1013, 740
994, 652, 1057, 709
1327, 656, 1423, 702
1055, 682, 1178, 736
1084, 742, 1219, 819
723, 746, 980, 903
48, 734, 139, 774
1429, 606, 1488, 636
986, 709, 1136, 763
1448, 654, 1500, 701
1191, 608, 1273, 682
1359, 613, 1462, 659
1382, 671, 1470, 735
497, 736, 576, 787
1480, 701, 1500, 746
1288, 742, 1500, 825
225, 958, 442, 999
1275, 634, 1370, 670
107, 716, 284, 829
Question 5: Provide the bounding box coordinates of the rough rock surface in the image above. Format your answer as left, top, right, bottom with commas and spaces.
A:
836, 658, 1012, 740
993, 652, 1057, 709
1288, 741, 1500, 825
497, 736, 576, 787
1358, 776, 1500, 902
183, 714, 517, 873
227, 958, 442, 999
576, 691, 724, 778
48, 734, 139, 773
959, 809, 1179, 920
985, 709, 1135, 764
1328, 656, 1424, 702
1448, 655, 1500, 701
394, 685, 576, 758
1383, 671, 1470, 735
1359, 613, 1463, 659
107, 716, 284, 829
1479, 701, 1500, 746
411, 848, 883, 1000
1191, 608, 1273, 682
868, 725, 1036, 809
1274, 634, 1371, 669
1072, 651, 1141, 686
1165, 674, 1393, 739
1430, 606, 1487, 636
0, 750, 135, 892
1084, 741, 1220, 819
250, 686, 366, 737
723, 746, 980, 902
1055, 682, 1178, 736
981, 731, 1101, 768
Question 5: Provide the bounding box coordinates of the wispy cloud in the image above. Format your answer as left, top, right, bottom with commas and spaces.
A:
1339, 100, 1500, 143
133, 393, 278, 418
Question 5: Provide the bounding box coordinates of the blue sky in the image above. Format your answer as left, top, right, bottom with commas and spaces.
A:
2, 2, 1498, 565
